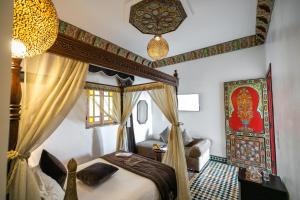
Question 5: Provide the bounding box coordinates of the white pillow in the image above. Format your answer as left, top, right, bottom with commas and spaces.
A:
32, 166, 65, 200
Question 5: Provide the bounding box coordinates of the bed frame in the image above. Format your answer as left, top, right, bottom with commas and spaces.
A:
8, 33, 179, 199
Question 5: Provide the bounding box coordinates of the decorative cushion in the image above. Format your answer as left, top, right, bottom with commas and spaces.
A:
39, 150, 67, 188
77, 163, 119, 186
160, 127, 169, 143
182, 129, 194, 146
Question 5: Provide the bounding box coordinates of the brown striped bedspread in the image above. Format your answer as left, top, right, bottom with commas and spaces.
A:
102, 152, 177, 200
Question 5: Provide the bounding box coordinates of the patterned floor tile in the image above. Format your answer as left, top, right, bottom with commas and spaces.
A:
190, 161, 239, 200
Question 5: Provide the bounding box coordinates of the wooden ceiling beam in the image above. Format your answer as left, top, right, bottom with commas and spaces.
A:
48, 33, 178, 86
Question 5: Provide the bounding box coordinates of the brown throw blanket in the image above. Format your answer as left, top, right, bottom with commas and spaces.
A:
102, 152, 177, 200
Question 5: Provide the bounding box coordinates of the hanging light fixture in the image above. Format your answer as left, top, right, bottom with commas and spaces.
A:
8, 0, 58, 150
12, 0, 59, 58
147, 35, 169, 61
129, 0, 187, 61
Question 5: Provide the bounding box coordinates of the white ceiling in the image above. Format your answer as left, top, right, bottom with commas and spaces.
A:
52, 0, 257, 60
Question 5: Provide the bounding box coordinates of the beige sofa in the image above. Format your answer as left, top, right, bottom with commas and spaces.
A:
136, 138, 211, 172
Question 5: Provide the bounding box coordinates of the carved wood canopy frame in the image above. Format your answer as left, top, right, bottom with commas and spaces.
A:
47, 33, 178, 86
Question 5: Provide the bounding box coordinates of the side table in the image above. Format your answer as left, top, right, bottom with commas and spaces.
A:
238, 168, 289, 200
153, 148, 166, 162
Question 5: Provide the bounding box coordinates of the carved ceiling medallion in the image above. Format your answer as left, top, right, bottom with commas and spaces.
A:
129, 0, 187, 35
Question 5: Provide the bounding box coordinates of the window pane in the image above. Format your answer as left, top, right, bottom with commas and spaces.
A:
94, 96, 100, 115
89, 96, 94, 116
110, 98, 113, 114
88, 117, 94, 123
88, 90, 94, 96
86, 89, 115, 127
104, 97, 109, 113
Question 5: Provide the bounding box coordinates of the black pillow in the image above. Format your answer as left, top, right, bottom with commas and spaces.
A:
39, 149, 67, 188
77, 163, 119, 186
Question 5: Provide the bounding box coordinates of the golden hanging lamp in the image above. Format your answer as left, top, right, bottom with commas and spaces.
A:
12, 0, 59, 58
8, 0, 59, 151
147, 35, 169, 61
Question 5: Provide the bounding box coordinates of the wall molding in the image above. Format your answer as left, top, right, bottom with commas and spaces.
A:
152, 35, 258, 68
256, 0, 275, 44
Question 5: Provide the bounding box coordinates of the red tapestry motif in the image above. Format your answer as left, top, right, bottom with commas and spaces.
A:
229, 87, 263, 133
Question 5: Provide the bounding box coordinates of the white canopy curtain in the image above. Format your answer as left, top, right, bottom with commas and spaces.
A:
123, 82, 191, 200
116, 91, 141, 151
7, 53, 88, 200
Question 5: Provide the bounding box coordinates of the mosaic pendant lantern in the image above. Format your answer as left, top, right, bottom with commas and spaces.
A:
12, 0, 58, 58
147, 35, 169, 61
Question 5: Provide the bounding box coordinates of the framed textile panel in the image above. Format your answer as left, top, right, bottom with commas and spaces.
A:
229, 135, 266, 168
266, 65, 277, 174
224, 79, 274, 173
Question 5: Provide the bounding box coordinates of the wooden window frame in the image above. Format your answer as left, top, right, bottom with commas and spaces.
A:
86, 89, 115, 128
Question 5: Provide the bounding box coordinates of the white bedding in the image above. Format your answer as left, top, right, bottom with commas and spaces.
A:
76, 158, 160, 200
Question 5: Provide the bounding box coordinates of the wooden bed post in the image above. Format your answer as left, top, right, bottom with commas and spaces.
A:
64, 159, 78, 200
9, 58, 22, 151
173, 70, 179, 96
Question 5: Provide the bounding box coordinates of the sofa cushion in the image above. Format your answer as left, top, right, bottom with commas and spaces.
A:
182, 129, 194, 146
159, 127, 169, 143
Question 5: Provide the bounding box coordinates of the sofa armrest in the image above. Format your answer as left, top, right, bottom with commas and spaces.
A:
187, 139, 211, 158
188, 146, 201, 158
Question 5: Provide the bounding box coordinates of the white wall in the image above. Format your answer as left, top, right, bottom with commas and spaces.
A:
264, 0, 300, 199
153, 46, 266, 157
0, 1, 13, 200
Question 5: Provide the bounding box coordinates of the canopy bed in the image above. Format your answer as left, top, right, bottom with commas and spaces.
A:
7, 23, 191, 200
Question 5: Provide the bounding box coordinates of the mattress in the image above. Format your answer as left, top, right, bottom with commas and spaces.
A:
76, 158, 160, 200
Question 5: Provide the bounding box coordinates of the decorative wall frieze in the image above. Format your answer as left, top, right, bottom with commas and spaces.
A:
152, 35, 257, 68
58, 20, 152, 67
256, 0, 275, 44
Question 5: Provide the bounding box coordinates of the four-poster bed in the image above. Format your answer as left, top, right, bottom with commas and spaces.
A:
8, 25, 191, 199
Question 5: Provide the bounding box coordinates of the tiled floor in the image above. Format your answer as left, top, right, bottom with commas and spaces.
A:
190, 161, 239, 200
